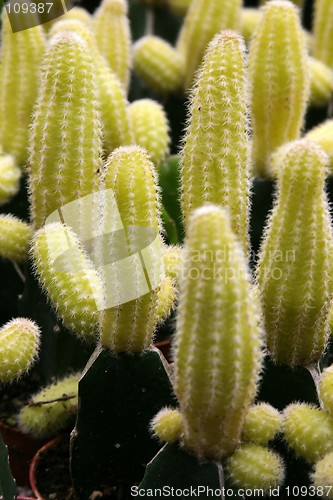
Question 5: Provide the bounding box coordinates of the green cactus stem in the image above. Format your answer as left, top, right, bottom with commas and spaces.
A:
173, 205, 262, 460
319, 365, 333, 415
309, 57, 333, 107
0, 10, 45, 166
256, 140, 333, 366
242, 403, 281, 445
180, 31, 250, 253
151, 407, 183, 443
0, 318, 40, 382
248, 0, 309, 176
313, 0, 333, 70
312, 453, 333, 494
0, 215, 32, 262
306, 120, 333, 172
0, 154, 21, 206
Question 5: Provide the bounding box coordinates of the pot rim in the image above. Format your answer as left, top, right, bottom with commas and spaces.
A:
29, 436, 61, 500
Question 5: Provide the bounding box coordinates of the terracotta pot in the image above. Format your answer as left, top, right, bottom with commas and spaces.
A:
0, 420, 48, 487
29, 436, 61, 500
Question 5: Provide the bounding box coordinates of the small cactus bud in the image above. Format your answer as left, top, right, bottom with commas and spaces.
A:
305, 120, 333, 172
173, 205, 262, 460
256, 140, 333, 366
240, 8, 261, 45
180, 32, 250, 253
0, 154, 21, 205
248, 0, 309, 176
0, 10, 45, 166
18, 373, 79, 438
129, 99, 170, 165
100, 146, 166, 352
28, 32, 103, 230
312, 453, 333, 494
176, 0, 241, 89
0, 318, 40, 383
242, 404, 281, 445
151, 407, 183, 443
93, 0, 131, 92
49, 20, 133, 153
169, 0, 192, 17
283, 403, 333, 462
133, 36, 184, 94
0, 215, 32, 262
31, 223, 104, 342
163, 245, 182, 283
226, 444, 285, 492
309, 57, 333, 107
319, 365, 333, 415
313, 0, 333, 70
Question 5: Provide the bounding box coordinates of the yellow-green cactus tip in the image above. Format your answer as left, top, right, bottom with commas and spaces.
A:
243, 404, 281, 445
283, 403, 333, 463
0, 154, 21, 205
306, 120, 333, 173
133, 36, 184, 94
0, 214, 32, 262
151, 407, 183, 443
319, 365, 333, 415
0, 318, 41, 383
309, 57, 333, 107
312, 453, 333, 495
227, 444, 285, 492
129, 99, 170, 165
18, 373, 79, 438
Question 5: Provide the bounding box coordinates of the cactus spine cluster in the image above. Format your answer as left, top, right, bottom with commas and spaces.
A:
256, 140, 333, 366
0, 10, 45, 166
248, 0, 309, 176
173, 205, 262, 460
0, 318, 40, 382
180, 32, 250, 253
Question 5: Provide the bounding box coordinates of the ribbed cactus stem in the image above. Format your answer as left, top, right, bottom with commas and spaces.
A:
0, 215, 32, 262
133, 36, 185, 94
176, 0, 241, 89
100, 146, 167, 352
306, 120, 333, 172
309, 57, 333, 107
256, 140, 333, 366
174, 205, 262, 460
31, 223, 104, 342
0, 10, 45, 166
313, 0, 333, 69
49, 20, 133, 153
248, 0, 309, 176
93, 0, 131, 92
129, 99, 170, 165
0, 318, 40, 382
0, 154, 21, 205
180, 32, 250, 253
28, 32, 102, 230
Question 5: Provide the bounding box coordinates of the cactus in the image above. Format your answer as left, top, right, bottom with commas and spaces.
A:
28, 31, 102, 230
309, 56, 333, 107
240, 8, 262, 45
173, 205, 262, 459
256, 140, 333, 366
0, 154, 21, 206
248, 0, 309, 176
129, 99, 170, 165
305, 120, 333, 172
0, 318, 40, 382
312, 453, 333, 494
133, 36, 184, 94
226, 444, 285, 491
49, 20, 133, 152
176, 0, 241, 89
44, 6, 91, 31
169, 0, 193, 16
18, 373, 79, 438
93, 0, 131, 92
163, 244, 182, 282
180, 32, 250, 253
319, 365, 333, 415
242, 403, 281, 445
0, 10, 45, 166
313, 0, 333, 69
0, 215, 32, 262
283, 403, 333, 462
151, 407, 183, 443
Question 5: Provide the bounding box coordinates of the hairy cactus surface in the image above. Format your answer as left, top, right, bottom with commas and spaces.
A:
151, 407, 183, 443
312, 453, 333, 493
306, 119, 333, 171
319, 365, 333, 415
309, 57, 333, 107
313, 0, 333, 69
173, 205, 262, 459
242, 403, 281, 445
28, 31, 102, 230
0, 318, 40, 382
0, 215, 32, 262
248, 0, 309, 176
256, 140, 333, 366
0, 154, 21, 206
0, 10, 45, 166
180, 32, 250, 252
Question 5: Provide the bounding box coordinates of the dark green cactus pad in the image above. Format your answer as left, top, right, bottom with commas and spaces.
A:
139, 442, 222, 498
70, 347, 176, 499
0, 434, 17, 500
